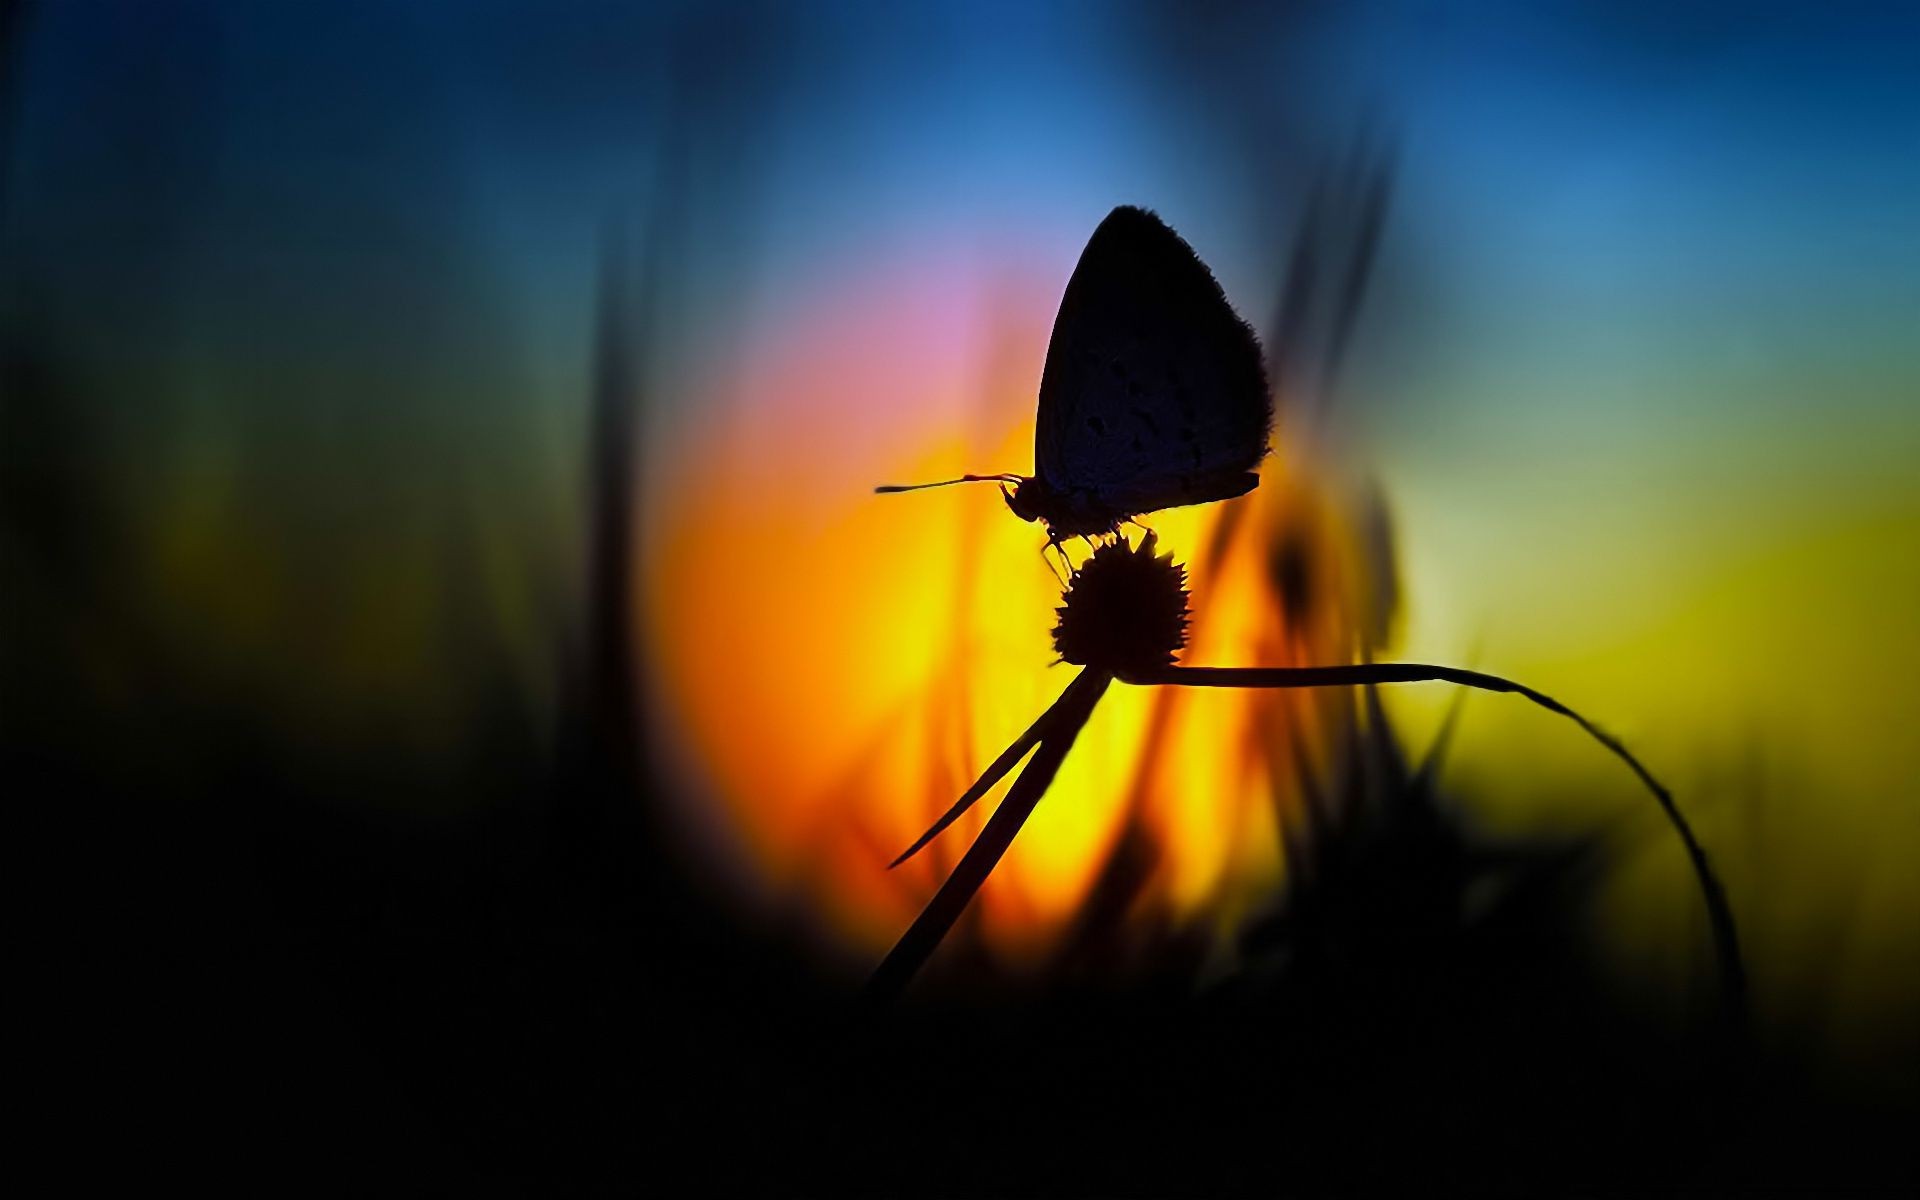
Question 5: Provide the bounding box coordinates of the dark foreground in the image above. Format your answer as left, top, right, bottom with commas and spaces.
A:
34, 704, 1914, 1198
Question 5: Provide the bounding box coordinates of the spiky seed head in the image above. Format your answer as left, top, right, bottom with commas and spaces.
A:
1052, 532, 1190, 675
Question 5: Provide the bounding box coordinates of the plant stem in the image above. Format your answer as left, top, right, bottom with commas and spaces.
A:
866, 668, 1113, 1002
1122, 662, 1747, 1018
889, 673, 1078, 868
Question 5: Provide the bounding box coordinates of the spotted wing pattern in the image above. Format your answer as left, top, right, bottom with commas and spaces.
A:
1034, 206, 1271, 521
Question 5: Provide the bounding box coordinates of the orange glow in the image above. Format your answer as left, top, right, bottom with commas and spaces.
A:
640, 256, 1392, 973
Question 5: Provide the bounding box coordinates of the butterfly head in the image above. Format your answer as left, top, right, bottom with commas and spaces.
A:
1000, 479, 1043, 524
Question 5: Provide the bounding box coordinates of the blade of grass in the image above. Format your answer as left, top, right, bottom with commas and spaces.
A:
888, 672, 1085, 869
867, 668, 1112, 1002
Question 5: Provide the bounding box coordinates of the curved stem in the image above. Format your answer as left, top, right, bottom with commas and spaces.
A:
1121, 663, 1747, 1018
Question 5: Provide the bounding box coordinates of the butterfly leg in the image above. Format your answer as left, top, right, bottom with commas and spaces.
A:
1042, 536, 1070, 587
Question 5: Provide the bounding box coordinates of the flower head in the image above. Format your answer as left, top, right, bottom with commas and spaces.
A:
1052, 532, 1190, 676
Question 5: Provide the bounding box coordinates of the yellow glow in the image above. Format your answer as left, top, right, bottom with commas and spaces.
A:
639, 266, 1387, 968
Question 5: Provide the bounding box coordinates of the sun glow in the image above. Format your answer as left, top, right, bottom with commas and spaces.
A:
641, 256, 1390, 973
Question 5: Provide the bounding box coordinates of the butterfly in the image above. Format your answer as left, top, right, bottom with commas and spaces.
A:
878, 206, 1271, 558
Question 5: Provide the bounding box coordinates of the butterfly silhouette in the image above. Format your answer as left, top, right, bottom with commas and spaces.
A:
878, 206, 1271, 557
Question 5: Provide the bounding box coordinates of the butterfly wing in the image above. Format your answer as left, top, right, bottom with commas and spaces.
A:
1034, 206, 1271, 519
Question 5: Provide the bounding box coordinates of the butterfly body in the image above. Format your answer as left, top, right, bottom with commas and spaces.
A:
999, 477, 1113, 539
878, 205, 1271, 546
999, 468, 1258, 542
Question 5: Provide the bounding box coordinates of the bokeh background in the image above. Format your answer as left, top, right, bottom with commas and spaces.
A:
7, 0, 1916, 1190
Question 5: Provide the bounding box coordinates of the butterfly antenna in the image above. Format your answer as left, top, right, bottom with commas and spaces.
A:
874, 473, 1024, 494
